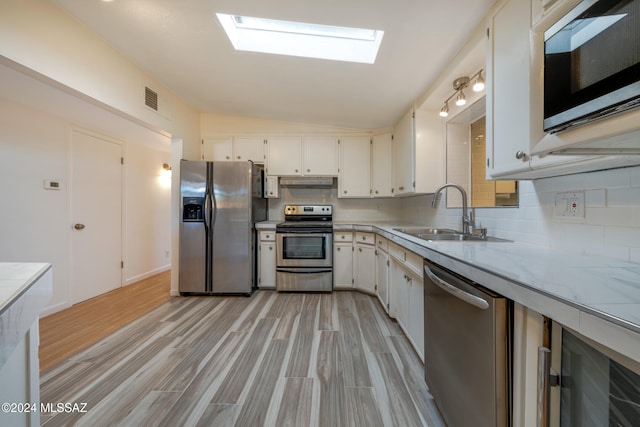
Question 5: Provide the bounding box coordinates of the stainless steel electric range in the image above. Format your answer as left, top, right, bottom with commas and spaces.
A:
275, 205, 333, 292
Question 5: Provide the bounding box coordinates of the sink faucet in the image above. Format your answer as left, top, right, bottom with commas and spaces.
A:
431, 183, 473, 235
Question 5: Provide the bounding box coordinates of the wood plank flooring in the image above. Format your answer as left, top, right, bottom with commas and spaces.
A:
39, 270, 172, 371
40, 290, 446, 427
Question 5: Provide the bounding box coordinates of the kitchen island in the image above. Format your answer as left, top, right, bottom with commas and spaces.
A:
0, 263, 52, 427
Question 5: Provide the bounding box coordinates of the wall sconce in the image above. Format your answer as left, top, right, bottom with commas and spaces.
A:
163, 163, 172, 172
439, 69, 485, 117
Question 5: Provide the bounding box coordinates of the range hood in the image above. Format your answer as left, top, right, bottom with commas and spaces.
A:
279, 176, 335, 187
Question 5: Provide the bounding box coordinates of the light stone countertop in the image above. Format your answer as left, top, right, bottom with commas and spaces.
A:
0, 262, 52, 367
330, 221, 640, 340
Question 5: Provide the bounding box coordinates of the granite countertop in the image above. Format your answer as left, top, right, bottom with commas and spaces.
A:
330, 221, 640, 338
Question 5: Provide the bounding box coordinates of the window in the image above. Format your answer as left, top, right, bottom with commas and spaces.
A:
217, 13, 384, 64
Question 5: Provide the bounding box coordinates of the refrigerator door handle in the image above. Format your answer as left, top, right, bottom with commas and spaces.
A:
424, 265, 489, 310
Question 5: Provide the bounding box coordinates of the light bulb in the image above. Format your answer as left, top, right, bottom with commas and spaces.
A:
455, 90, 466, 106
473, 74, 485, 92
439, 103, 449, 117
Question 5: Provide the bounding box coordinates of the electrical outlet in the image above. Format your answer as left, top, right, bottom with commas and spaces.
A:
554, 191, 585, 219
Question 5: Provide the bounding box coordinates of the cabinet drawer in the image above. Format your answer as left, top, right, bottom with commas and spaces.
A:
259, 231, 275, 242
388, 242, 422, 277
376, 235, 388, 252
334, 231, 353, 242
405, 251, 423, 278
389, 242, 405, 262
355, 232, 375, 245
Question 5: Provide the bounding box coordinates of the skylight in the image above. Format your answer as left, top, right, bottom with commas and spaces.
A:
216, 13, 384, 64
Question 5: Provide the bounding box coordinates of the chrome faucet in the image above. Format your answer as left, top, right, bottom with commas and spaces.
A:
431, 183, 473, 235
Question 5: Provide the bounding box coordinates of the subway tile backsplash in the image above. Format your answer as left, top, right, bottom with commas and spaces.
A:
401, 165, 640, 263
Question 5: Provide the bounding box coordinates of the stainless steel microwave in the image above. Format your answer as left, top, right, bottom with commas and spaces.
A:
543, 0, 640, 133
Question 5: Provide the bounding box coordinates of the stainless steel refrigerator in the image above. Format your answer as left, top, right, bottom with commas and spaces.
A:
179, 160, 267, 295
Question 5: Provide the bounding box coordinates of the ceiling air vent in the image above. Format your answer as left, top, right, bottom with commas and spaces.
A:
145, 86, 158, 111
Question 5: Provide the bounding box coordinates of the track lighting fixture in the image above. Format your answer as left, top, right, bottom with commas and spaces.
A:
438, 69, 484, 117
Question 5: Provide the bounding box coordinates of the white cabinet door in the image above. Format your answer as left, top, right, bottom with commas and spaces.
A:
266, 136, 302, 176
391, 260, 411, 331
202, 137, 233, 161
264, 175, 279, 198
486, 0, 534, 178
303, 136, 338, 176
339, 136, 371, 198
407, 268, 424, 360
333, 241, 353, 289
258, 241, 276, 288
355, 241, 376, 294
376, 247, 390, 314
392, 111, 414, 196
371, 133, 393, 198
234, 136, 264, 163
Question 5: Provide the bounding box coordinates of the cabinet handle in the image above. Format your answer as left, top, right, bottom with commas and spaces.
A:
269, 246, 273, 251
295, 169, 299, 173
307, 168, 310, 173
399, 186, 405, 191
359, 248, 362, 252
237, 156, 241, 159
487, 158, 490, 167
515, 150, 527, 160
337, 247, 341, 251
226, 156, 230, 160
344, 190, 347, 194
375, 190, 379, 194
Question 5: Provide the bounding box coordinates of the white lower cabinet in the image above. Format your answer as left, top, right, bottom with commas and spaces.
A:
333, 231, 354, 289
354, 232, 376, 294
375, 236, 390, 313
389, 242, 424, 361
258, 231, 276, 289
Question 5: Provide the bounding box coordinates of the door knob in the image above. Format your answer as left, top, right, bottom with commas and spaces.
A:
74, 223, 85, 230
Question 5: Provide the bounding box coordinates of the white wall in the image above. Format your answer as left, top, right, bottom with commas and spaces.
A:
0, 97, 172, 314
0, 0, 199, 145
401, 165, 640, 263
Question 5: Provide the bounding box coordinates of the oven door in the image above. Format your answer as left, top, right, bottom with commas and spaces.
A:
276, 232, 333, 268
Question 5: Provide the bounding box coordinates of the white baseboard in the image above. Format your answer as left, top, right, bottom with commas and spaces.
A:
40, 301, 71, 317
124, 264, 171, 286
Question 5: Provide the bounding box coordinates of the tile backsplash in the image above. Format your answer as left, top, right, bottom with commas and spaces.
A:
402, 165, 640, 263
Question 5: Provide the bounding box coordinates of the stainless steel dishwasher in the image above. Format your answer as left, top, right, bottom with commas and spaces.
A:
424, 259, 512, 427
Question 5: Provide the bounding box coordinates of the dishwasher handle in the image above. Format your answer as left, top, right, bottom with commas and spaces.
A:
424, 265, 489, 310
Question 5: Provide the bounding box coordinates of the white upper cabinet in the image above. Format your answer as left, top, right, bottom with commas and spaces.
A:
392, 111, 414, 196
233, 136, 265, 163
485, 0, 537, 178
303, 136, 339, 176
371, 133, 393, 198
339, 136, 371, 198
202, 136, 264, 163
392, 109, 443, 196
202, 137, 232, 161
265, 136, 302, 176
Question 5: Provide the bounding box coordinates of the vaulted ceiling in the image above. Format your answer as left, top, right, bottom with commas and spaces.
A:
52, 0, 495, 130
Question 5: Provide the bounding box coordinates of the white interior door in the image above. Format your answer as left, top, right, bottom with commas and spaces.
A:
71, 129, 122, 303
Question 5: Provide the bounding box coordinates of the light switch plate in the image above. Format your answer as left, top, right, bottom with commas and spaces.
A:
554, 191, 585, 219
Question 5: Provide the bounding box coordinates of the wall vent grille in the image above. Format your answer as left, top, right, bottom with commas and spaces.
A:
145, 86, 158, 111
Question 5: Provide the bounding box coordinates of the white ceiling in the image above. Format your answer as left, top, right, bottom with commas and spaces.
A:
51, 0, 495, 130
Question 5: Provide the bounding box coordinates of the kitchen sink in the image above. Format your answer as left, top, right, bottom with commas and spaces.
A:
392, 227, 458, 235
414, 233, 511, 242
393, 227, 511, 242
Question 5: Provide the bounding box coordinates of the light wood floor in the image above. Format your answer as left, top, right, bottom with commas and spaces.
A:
40, 290, 446, 426
39, 270, 172, 371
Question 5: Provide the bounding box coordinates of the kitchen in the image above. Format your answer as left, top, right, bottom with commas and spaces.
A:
1, 0, 640, 426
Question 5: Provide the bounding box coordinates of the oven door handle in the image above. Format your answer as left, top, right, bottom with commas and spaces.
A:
277, 268, 332, 274
424, 265, 489, 310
